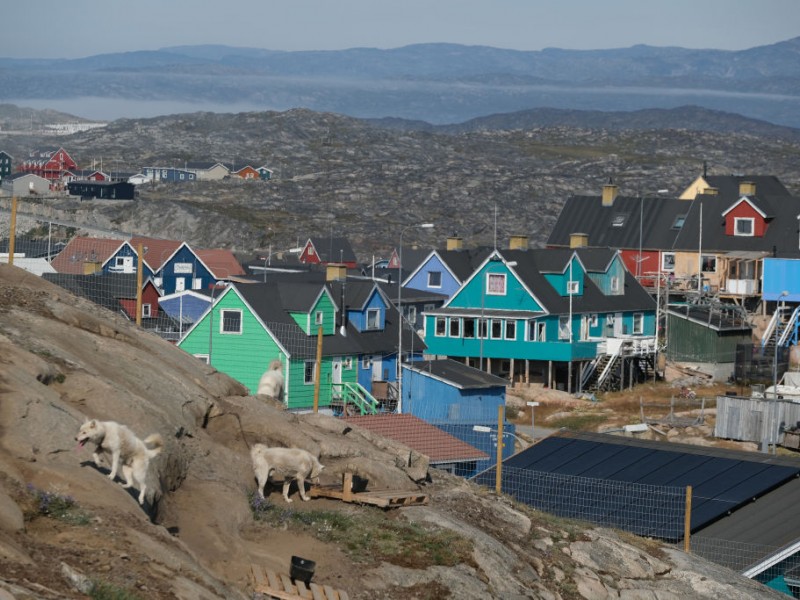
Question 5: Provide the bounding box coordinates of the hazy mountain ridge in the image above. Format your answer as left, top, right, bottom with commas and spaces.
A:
3, 39, 800, 126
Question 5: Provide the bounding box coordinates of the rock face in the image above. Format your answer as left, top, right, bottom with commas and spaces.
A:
0, 263, 785, 599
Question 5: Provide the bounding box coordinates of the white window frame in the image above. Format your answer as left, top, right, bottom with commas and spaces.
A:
590, 313, 599, 327
463, 318, 476, 339
504, 320, 516, 340
304, 360, 316, 385
534, 321, 546, 342
558, 316, 570, 341
486, 273, 507, 296
734, 217, 754, 237
610, 276, 620, 293
366, 308, 380, 330
478, 318, 489, 339
315, 311, 324, 326
344, 357, 353, 370
194, 354, 209, 364
408, 305, 417, 325
428, 271, 442, 288
449, 317, 461, 337
435, 316, 447, 337
701, 255, 717, 273
361, 356, 371, 370
220, 309, 242, 334
662, 252, 676, 272
567, 280, 579, 295
192, 277, 202, 290
633, 312, 644, 335
141, 303, 151, 318
490, 319, 503, 340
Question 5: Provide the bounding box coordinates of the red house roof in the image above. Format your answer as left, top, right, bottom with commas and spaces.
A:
342, 413, 488, 464
194, 248, 246, 278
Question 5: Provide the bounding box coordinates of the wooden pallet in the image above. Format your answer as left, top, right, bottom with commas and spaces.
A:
250, 565, 349, 600
308, 472, 429, 508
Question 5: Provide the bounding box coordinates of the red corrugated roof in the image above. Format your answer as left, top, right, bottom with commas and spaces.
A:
51, 236, 125, 274
194, 248, 246, 277
342, 413, 488, 463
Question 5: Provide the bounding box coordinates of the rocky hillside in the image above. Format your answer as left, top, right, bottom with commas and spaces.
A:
2, 107, 800, 259
0, 263, 786, 599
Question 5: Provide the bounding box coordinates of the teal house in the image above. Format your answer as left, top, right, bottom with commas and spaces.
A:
423, 247, 657, 392
178, 272, 422, 412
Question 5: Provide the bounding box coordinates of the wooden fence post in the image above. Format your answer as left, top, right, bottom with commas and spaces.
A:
684, 485, 692, 553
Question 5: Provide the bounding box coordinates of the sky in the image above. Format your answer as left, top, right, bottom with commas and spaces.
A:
3, 0, 799, 59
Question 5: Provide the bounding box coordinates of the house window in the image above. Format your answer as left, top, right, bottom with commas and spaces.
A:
701, 255, 717, 272
611, 213, 627, 227
366, 308, 380, 330
590, 314, 599, 327
142, 304, 151, 318
672, 215, 687, 230
115, 256, 126, 268
633, 313, 644, 334
308, 246, 315, 256
505, 320, 516, 340
194, 354, 209, 364
192, 278, 202, 289
449, 317, 461, 337
315, 311, 324, 325
361, 356, 372, 370
486, 273, 506, 296
154, 277, 163, 288
344, 357, 353, 370
220, 309, 242, 334
428, 271, 442, 288
528, 320, 546, 342
478, 318, 489, 339
567, 280, 579, 295
435, 316, 447, 337
408, 306, 417, 324
734, 217, 754, 236
491, 319, 503, 339
662, 253, 675, 272
559, 316, 570, 340
463, 318, 476, 339
304, 361, 316, 384
610, 276, 621, 293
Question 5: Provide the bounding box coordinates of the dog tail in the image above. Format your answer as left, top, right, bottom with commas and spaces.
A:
144, 433, 164, 458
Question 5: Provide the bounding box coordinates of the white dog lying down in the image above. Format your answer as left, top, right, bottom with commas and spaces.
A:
76, 419, 164, 505
251, 445, 324, 503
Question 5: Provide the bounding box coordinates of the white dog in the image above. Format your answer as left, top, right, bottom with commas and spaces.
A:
76, 419, 164, 505
251, 444, 324, 503
257, 359, 284, 400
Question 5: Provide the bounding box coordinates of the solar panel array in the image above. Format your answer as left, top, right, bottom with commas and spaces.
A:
474, 431, 800, 541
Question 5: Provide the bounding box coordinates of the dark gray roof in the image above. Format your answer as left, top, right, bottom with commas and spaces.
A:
0, 238, 66, 258
500, 248, 656, 315
436, 247, 493, 281
703, 175, 791, 200
405, 359, 509, 389
308, 237, 357, 264
43, 272, 139, 311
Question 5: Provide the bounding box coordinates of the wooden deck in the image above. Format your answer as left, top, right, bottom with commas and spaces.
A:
250, 565, 349, 600
308, 472, 429, 508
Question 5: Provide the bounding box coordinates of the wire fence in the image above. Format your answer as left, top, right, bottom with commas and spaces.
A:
2, 198, 797, 587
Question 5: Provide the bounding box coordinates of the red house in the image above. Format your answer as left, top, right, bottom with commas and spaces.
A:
721, 197, 770, 238
299, 237, 358, 269
19, 147, 78, 181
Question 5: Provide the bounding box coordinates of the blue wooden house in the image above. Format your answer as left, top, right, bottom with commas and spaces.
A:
158, 289, 213, 332
402, 236, 492, 301
423, 247, 657, 393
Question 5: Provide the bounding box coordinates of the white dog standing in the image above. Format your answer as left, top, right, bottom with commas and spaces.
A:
257, 359, 284, 400
251, 444, 324, 503
76, 419, 164, 505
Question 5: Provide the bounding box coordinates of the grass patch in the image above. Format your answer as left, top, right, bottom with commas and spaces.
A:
23, 484, 91, 526
88, 580, 142, 600
547, 412, 609, 431
249, 492, 473, 568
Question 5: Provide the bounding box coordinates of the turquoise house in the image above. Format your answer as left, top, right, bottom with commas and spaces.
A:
423, 247, 657, 392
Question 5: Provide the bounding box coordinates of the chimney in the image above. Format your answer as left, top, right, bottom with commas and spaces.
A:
739, 181, 756, 196
602, 181, 618, 207
446, 235, 463, 251
83, 260, 101, 274
326, 263, 347, 282
508, 235, 529, 250
703, 187, 719, 196
570, 233, 589, 248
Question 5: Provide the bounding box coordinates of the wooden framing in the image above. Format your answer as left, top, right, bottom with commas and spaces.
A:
308, 472, 428, 508
250, 565, 349, 600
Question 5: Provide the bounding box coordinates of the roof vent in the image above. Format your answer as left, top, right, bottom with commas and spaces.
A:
509, 235, 529, 250
326, 263, 347, 282
446, 235, 463, 250
570, 233, 589, 248
739, 181, 756, 196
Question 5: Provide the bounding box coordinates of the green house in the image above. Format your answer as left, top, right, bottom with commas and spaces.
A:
178, 278, 416, 412
423, 248, 657, 392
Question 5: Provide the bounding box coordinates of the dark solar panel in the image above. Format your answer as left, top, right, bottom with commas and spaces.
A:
477, 432, 800, 541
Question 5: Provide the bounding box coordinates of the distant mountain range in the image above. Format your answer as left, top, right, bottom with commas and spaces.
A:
2, 39, 800, 127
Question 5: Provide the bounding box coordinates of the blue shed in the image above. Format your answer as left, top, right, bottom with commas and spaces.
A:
402, 359, 508, 422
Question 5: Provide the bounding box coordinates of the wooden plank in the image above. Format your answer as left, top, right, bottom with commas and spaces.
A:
337, 589, 350, 600
323, 584, 338, 599
295, 580, 313, 599
280, 573, 296, 593
251, 564, 268, 589
267, 570, 283, 591
309, 582, 327, 600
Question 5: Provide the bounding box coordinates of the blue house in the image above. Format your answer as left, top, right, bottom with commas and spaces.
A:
402, 237, 492, 301
158, 289, 213, 332
423, 247, 657, 393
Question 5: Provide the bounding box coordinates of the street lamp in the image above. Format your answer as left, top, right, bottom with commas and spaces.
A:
526, 401, 539, 444
397, 222, 434, 413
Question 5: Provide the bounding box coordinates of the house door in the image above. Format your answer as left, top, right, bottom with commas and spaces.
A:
371, 356, 383, 381
580, 315, 590, 340
613, 312, 623, 337
175, 277, 186, 292
332, 358, 342, 399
